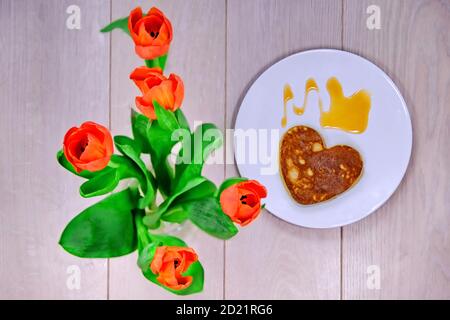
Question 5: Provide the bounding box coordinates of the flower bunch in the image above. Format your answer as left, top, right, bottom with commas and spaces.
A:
57, 7, 267, 295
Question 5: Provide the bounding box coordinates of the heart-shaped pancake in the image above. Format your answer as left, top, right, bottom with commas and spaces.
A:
280, 125, 363, 205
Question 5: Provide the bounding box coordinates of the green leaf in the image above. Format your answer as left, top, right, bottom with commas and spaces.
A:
173, 123, 223, 192
142, 212, 162, 229
135, 211, 154, 271
79, 168, 120, 198
163, 176, 207, 211
142, 176, 207, 228
172, 179, 217, 205
131, 109, 152, 154
160, 205, 188, 223
184, 197, 238, 240
147, 120, 177, 159
109, 154, 141, 180
59, 188, 138, 258
100, 16, 129, 34
215, 177, 248, 198
153, 101, 179, 132
56, 149, 109, 179
148, 219, 161, 230
137, 243, 157, 272
138, 234, 204, 295
114, 136, 156, 209
150, 234, 188, 247
162, 178, 217, 224
145, 54, 168, 71
147, 120, 179, 197
175, 109, 190, 132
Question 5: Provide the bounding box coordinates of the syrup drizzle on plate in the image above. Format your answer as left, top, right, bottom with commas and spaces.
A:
281, 77, 371, 134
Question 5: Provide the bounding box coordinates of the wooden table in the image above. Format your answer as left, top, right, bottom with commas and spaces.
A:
0, 0, 449, 299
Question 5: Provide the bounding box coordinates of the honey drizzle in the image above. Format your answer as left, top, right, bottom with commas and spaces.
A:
320, 77, 371, 133
281, 84, 294, 128
293, 78, 321, 115
281, 77, 371, 134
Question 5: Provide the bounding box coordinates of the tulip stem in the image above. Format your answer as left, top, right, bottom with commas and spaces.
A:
145, 53, 168, 71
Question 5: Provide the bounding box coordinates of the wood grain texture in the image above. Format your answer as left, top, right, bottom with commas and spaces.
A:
225, 0, 342, 299
0, 0, 110, 299
108, 0, 226, 299
342, 0, 450, 299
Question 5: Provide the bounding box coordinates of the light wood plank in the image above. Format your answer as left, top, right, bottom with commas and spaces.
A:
342, 0, 450, 299
225, 0, 342, 299
0, 0, 110, 299
108, 0, 226, 299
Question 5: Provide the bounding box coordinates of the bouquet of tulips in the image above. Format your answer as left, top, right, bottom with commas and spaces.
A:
57, 6, 267, 295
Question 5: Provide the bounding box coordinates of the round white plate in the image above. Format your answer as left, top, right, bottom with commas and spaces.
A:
234, 49, 412, 228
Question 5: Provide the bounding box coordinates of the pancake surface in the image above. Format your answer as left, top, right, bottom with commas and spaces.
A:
280, 125, 363, 205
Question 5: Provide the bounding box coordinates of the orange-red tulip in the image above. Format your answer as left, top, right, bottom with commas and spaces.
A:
130, 66, 184, 120
63, 122, 113, 173
150, 246, 198, 290
220, 180, 267, 226
128, 7, 173, 60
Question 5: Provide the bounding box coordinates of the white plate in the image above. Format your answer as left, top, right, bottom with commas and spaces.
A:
234, 49, 412, 228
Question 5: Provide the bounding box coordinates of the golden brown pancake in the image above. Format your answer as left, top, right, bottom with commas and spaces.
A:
280, 125, 363, 205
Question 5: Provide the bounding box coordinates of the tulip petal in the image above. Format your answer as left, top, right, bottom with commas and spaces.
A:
135, 43, 170, 60
80, 133, 105, 162
136, 96, 156, 120
219, 185, 240, 218
169, 74, 184, 110
128, 7, 143, 42
239, 180, 268, 198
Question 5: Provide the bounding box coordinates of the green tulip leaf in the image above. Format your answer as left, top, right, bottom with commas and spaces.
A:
158, 176, 207, 215
137, 243, 158, 272
215, 177, 248, 198
109, 154, 141, 181
153, 101, 179, 132
142, 176, 207, 228
56, 149, 110, 179
147, 120, 179, 197
173, 123, 223, 192
79, 167, 120, 198
150, 234, 187, 247
114, 136, 156, 209
142, 212, 162, 229
170, 178, 217, 208
135, 212, 154, 272
161, 178, 217, 224
175, 109, 190, 131
160, 205, 188, 223
59, 188, 138, 258
100, 16, 129, 34
184, 197, 238, 240
131, 109, 152, 154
